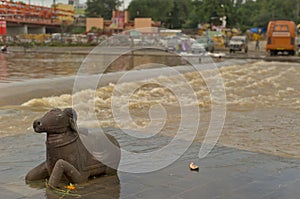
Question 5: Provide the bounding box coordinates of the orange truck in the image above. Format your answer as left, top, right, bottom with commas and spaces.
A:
266, 20, 297, 56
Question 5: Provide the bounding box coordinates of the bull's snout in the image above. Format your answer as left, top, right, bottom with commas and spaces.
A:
33, 119, 43, 133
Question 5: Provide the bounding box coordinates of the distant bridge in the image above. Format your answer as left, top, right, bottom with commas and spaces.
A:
0, 0, 74, 34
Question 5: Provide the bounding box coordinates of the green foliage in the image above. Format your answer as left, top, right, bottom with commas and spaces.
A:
128, 0, 193, 29
88, 26, 103, 33
127, 0, 173, 21
69, 27, 86, 34
127, 0, 300, 31
85, 0, 121, 19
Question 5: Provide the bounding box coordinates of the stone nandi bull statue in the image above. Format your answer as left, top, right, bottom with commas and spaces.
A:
25, 108, 120, 188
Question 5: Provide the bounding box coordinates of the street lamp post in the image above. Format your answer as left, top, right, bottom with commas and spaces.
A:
220, 4, 226, 29
168, 12, 173, 29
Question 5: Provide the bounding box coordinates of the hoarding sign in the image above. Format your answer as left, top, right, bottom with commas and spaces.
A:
0, 21, 6, 35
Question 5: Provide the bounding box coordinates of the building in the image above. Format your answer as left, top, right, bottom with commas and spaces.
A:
86, 10, 160, 34
53, 3, 74, 24
86, 18, 104, 32
0, 1, 75, 35
134, 18, 152, 30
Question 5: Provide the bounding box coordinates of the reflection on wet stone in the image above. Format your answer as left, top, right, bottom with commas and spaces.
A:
2, 127, 300, 198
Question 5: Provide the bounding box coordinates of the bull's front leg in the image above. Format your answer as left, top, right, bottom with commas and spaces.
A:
25, 161, 49, 182
48, 159, 86, 188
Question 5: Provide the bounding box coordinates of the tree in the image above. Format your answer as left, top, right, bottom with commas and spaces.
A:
85, 0, 121, 19
188, 0, 204, 28
235, 0, 260, 31
128, 0, 193, 29
127, 0, 173, 21
126, 0, 300, 31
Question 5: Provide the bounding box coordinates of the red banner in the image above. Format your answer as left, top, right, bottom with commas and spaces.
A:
111, 10, 124, 29
0, 21, 7, 35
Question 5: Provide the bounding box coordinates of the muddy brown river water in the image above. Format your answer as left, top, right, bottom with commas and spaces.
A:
1, 49, 300, 161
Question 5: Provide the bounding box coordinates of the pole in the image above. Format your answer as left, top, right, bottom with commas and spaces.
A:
297, 2, 299, 20
54, 0, 56, 18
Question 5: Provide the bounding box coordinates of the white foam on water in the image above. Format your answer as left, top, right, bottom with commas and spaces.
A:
1, 61, 300, 139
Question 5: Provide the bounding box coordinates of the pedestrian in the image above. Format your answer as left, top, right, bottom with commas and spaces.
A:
1, 45, 7, 53
255, 39, 260, 51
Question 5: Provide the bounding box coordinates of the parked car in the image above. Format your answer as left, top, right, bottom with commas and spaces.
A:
194, 37, 215, 53
228, 36, 248, 53
166, 37, 182, 52
266, 20, 296, 56
191, 43, 206, 54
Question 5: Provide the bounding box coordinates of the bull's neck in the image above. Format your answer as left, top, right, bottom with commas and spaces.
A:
46, 130, 79, 148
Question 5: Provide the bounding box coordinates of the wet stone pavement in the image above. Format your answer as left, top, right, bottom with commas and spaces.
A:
1, 128, 300, 199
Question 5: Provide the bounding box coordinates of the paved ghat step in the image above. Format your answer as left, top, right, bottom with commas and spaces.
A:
1, 128, 300, 199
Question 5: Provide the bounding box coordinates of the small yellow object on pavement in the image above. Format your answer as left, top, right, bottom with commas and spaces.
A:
65, 183, 76, 190
189, 162, 199, 171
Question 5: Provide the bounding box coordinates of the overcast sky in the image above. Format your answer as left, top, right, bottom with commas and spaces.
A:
28, 0, 131, 8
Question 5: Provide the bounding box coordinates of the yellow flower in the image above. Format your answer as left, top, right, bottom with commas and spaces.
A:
65, 183, 76, 190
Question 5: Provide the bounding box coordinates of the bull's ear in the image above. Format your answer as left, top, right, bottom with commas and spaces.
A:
63, 108, 79, 133
69, 117, 79, 133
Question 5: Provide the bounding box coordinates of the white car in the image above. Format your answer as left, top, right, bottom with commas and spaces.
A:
191, 43, 206, 54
